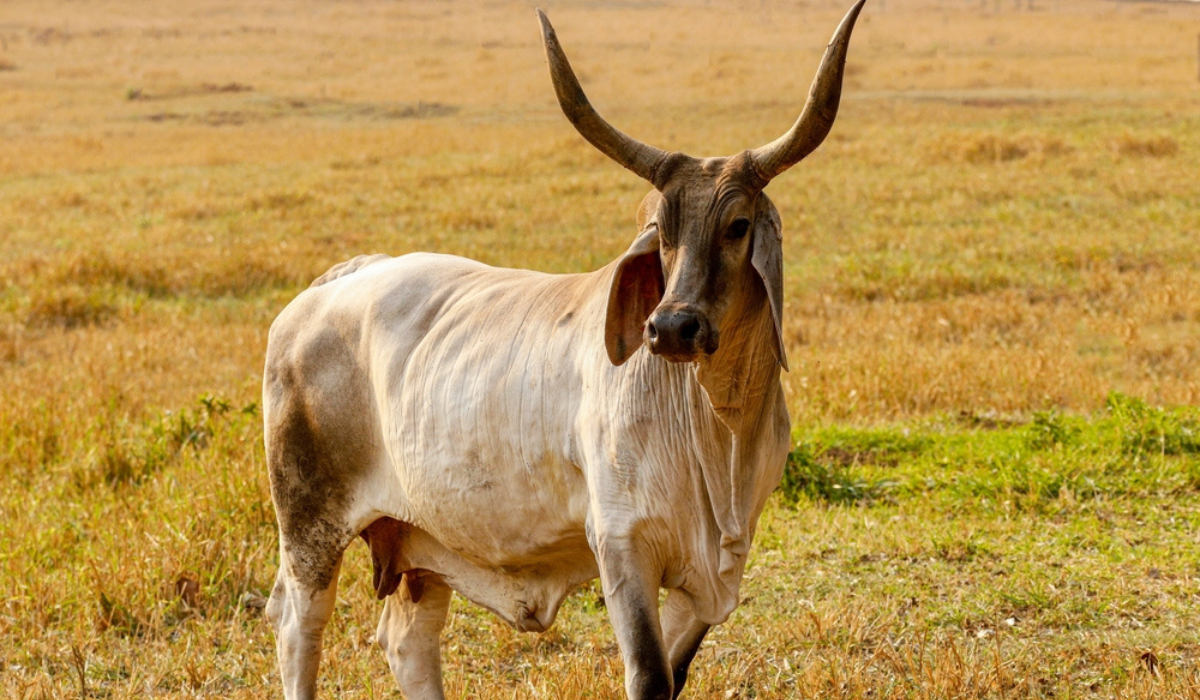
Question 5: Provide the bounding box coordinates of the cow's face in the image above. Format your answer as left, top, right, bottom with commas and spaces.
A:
603, 156, 787, 369
643, 154, 784, 366
537, 0, 863, 369
603, 151, 789, 368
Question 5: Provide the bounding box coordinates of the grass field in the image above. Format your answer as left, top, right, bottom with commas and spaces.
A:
2, 0, 1200, 697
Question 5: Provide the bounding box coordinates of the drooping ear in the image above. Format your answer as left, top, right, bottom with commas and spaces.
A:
751, 196, 788, 371
605, 222, 664, 365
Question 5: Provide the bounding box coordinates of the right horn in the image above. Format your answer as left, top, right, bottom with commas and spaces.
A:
750, 0, 866, 181
537, 8, 672, 187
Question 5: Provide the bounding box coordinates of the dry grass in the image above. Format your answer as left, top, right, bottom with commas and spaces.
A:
2, 0, 1200, 697
1111, 133, 1180, 158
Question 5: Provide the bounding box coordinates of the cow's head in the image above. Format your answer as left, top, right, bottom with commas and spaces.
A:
537, 1, 864, 369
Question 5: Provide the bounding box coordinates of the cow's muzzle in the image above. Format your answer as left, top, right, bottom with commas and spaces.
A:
645, 305, 718, 361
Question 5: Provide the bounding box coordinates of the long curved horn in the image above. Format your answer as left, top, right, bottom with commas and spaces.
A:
537, 9, 671, 186
750, 0, 866, 181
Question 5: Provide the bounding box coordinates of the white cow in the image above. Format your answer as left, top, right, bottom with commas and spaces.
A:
263, 3, 865, 699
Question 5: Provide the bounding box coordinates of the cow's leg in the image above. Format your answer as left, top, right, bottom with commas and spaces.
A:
661, 590, 711, 699
376, 574, 453, 700
595, 535, 673, 700
264, 385, 369, 700
266, 543, 345, 700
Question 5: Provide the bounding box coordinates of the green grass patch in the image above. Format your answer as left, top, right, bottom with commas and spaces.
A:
782, 393, 1200, 511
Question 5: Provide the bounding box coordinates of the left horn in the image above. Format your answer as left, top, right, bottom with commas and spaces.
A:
750, 0, 866, 181
537, 9, 671, 186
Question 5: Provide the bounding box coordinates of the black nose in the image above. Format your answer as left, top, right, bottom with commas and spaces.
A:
645, 306, 717, 360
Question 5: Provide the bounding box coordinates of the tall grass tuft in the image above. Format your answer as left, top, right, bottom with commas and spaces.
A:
1105, 391, 1200, 457
1111, 133, 1179, 158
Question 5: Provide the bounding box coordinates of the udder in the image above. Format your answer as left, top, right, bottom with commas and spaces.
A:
359, 516, 599, 632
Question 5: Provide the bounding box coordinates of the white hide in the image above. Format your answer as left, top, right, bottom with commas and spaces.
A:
264, 250, 790, 630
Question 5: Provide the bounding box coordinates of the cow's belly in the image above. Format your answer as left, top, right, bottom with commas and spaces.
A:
384, 444, 597, 632
403, 520, 598, 632
390, 446, 592, 568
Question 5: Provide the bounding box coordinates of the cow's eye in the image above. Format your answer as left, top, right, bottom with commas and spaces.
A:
726, 218, 751, 241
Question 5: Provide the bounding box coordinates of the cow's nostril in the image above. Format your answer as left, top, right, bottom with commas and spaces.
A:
680, 318, 701, 342
646, 322, 658, 341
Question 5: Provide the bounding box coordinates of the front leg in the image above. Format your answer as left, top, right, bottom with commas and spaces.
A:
594, 533, 673, 700
661, 590, 711, 699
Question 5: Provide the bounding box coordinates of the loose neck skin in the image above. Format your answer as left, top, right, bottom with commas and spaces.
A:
700, 301, 787, 614
693, 275, 789, 585
681, 279, 792, 619
695, 270, 782, 434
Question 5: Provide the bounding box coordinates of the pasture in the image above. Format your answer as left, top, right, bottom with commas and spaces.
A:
2, 0, 1199, 696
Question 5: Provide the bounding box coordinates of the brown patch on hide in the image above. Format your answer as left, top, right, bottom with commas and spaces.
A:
266, 357, 375, 593
268, 395, 354, 591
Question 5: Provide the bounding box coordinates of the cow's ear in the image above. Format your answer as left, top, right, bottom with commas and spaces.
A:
605, 224, 664, 366
635, 189, 662, 231
751, 196, 788, 371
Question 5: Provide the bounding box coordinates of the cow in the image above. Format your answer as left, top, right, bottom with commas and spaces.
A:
262, 3, 864, 699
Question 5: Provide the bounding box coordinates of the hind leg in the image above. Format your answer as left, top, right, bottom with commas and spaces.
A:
263, 382, 367, 699
377, 574, 453, 700
266, 542, 346, 700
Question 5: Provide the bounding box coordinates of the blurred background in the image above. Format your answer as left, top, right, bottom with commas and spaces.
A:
2, 0, 1198, 697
